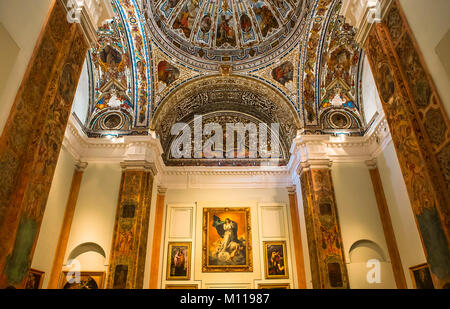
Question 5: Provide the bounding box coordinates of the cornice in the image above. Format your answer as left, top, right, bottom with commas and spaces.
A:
63, 112, 392, 187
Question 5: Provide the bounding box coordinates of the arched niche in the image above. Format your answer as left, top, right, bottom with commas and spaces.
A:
65, 242, 107, 270
349, 239, 387, 263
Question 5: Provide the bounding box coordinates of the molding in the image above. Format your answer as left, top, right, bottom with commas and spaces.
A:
63, 112, 392, 188
74, 161, 88, 172
355, 0, 393, 45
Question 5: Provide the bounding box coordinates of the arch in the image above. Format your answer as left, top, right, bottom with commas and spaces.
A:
348, 239, 387, 263
67, 242, 106, 263
151, 74, 301, 165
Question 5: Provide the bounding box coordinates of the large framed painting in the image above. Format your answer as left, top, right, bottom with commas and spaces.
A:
25, 269, 45, 289
409, 263, 435, 289
167, 242, 191, 280
263, 241, 289, 279
59, 271, 105, 289
202, 207, 252, 272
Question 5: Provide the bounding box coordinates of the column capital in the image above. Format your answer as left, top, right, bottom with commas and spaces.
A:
287, 186, 297, 195
297, 159, 333, 175
157, 186, 168, 196
74, 161, 88, 172
365, 158, 378, 170
120, 160, 157, 175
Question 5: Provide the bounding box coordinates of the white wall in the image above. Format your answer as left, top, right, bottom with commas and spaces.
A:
63, 163, 122, 273
399, 0, 450, 117
376, 140, 426, 288
0, 0, 53, 134
71, 59, 90, 125
31, 146, 76, 289
163, 188, 296, 289
361, 56, 384, 125
332, 162, 396, 289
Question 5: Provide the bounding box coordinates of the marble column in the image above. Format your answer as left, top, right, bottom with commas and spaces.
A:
149, 186, 167, 289
47, 162, 88, 289
0, 1, 89, 288
106, 161, 155, 289
366, 160, 407, 289
299, 160, 349, 289
287, 186, 307, 289
364, 0, 450, 288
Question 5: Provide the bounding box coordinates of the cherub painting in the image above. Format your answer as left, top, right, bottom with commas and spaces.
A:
202, 208, 252, 272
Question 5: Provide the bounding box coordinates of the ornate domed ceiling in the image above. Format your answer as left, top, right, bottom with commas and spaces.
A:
142, 0, 311, 71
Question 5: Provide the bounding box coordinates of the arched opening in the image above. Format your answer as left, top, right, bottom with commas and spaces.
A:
151, 75, 301, 166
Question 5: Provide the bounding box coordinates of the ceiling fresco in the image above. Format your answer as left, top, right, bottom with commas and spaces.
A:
80, 0, 366, 164
141, 0, 312, 72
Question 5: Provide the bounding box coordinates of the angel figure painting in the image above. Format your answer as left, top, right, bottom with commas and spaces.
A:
202, 208, 252, 272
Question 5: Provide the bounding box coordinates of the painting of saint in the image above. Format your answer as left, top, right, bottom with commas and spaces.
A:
173, 1, 200, 39
216, 14, 237, 47
100, 45, 122, 66
240, 14, 252, 33
167, 242, 191, 280
25, 269, 44, 289
202, 208, 252, 272
410, 263, 435, 289
200, 15, 212, 33
158, 61, 180, 86
271, 61, 293, 85
253, 5, 279, 38
264, 241, 288, 279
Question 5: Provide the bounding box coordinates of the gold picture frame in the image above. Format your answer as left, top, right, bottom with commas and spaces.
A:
25, 269, 45, 289
258, 283, 290, 289
59, 271, 105, 289
165, 284, 198, 289
409, 263, 435, 289
167, 242, 191, 280
263, 241, 289, 279
202, 207, 252, 272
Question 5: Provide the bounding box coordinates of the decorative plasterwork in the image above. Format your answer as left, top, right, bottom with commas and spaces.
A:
64, 111, 391, 188
142, 0, 314, 72
150, 75, 301, 163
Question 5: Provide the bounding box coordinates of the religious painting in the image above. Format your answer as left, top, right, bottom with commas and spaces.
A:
216, 13, 237, 47
167, 242, 191, 280
59, 271, 105, 289
271, 61, 294, 86
158, 61, 180, 86
409, 263, 435, 289
202, 207, 252, 272
25, 269, 44, 289
173, 1, 200, 39
258, 283, 290, 289
165, 284, 198, 289
263, 241, 288, 279
252, 4, 279, 38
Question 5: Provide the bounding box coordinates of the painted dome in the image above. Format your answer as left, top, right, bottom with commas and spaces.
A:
143, 0, 310, 71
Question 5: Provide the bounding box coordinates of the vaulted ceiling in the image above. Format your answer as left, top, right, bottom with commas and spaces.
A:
80, 0, 366, 165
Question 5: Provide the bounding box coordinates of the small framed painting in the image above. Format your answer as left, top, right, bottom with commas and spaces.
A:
25, 269, 45, 289
167, 242, 191, 280
263, 241, 289, 279
409, 263, 435, 289
202, 207, 252, 273
59, 271, 105, 289
165, 284, 198, 289
258, 283, 290, 289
